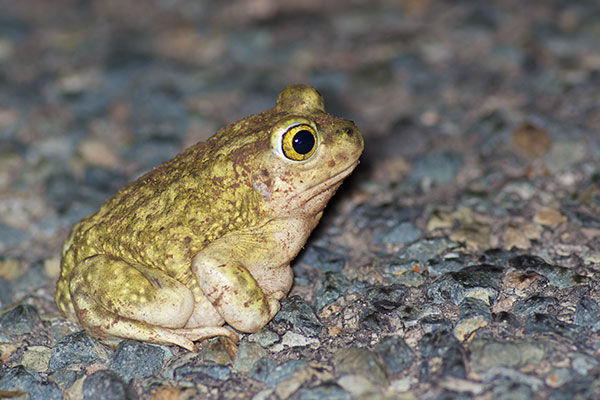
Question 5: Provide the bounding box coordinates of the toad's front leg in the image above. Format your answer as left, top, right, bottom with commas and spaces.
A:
192, 241, 286, 333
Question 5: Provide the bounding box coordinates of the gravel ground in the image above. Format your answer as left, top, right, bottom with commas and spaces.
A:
1, 1, 600, 399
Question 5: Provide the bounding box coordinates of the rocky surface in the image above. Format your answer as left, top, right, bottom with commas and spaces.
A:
1, 0, 599, 399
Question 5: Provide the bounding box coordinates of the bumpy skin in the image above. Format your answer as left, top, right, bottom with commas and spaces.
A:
54, 84, 364, 351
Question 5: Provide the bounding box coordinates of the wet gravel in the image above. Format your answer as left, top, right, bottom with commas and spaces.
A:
1, 1, 600, 399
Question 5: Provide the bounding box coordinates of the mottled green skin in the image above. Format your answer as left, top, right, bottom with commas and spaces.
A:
54, 84, 364, 351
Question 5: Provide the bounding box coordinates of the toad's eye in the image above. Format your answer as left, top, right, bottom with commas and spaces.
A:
281, 124, 317, 161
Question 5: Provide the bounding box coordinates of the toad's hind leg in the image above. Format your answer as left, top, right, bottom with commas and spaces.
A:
69, 255, 237, 351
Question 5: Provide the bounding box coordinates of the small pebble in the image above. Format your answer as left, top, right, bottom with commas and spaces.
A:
0, 304, 41, 335
509, 122, 551, 159
409, 152, 463, 186
233, 342, 267, 373
419, 330, 466, 379
468, 337, 545, 373
294, 245, 346, 273
21, 346, 52, 373
108, 340, 164, 382
397, 238, 458, 262
82, 370, 128, 400
314, 271, 348, 311
271, 331, 319, 352
274, 296, 323, 336
248, 328, 280, 347
492, 380, 533, 400
0, 224, 29, 251
453, 297, 491, 341
174, 363, 232, 382
0, 366, 61, 400
533, 207, 566, 227
545, 367, 575, 388
333, 347, 388, 386
298, 382, 351, 400
426, 264, 502, 305
512, 295, 556, 316
374, 335, 415, 373
48, 331, 105, 371
374, 222, 422, 245
248, 357, 277, 385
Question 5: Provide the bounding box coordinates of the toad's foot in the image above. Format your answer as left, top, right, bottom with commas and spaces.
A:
96, 320, 238, 352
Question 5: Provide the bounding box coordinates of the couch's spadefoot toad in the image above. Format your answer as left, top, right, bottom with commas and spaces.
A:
54, 84, 364, 351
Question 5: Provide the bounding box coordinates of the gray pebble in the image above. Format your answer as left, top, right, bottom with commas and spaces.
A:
480, 366, 544, 390
0, 223, 29, 251
82, 370, 129, 400
0, 366, 61, 400
374, 335, 415, 373
409, 152, 463, 186
298, 382, 351, 400
427, 258, 464, 275
574, 297, 600, 331
468, 337, 545, 373
264, 359, 306, 388
333, 347, 388, 386
174, 363, 232, 382
492, 380, 533, 400
314, 271, 348, 311
397, 237, 458, 262
419, 330, 466, 379
294, 245, 346, 273
108, 340, 164, 382
525, 313, 580, 337
274, 295, 323, 336
512, 295, 556, 316
83, 165, 126, 194
366, 283, 408, 312
427, 264, 502, 305
374, 222, 422, 245
0, 304, 41, 335
392, 270, 426, 287
48, 369, 80, 391
360, 284, 408, 330
453, 297, 492, 341
129, 88, 188, 141
13, 261, 48, 292
572, 354, 598, 375
247, 357, 276, 384
48, 331, 104, 371
420, 316, 454, 334
349, 203, 418, 231
0, 276, 12, 307
233, 342, 267, 373
248, 328, 280, 347
547, 370, 600, 400
508, 255, 590, 289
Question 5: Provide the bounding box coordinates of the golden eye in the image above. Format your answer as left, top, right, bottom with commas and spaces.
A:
281, 124, 317, 161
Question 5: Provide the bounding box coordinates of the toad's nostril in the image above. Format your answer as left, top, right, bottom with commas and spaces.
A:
344, 127, 354, 137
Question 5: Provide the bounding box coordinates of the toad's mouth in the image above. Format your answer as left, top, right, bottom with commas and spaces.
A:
306, 161, 359, 198
290, 160, 360, 210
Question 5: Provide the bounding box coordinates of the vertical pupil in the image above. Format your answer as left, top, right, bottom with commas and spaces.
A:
292, 130, 315, 154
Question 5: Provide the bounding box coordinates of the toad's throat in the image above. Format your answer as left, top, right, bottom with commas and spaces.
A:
286, 160, 359, 213
305, 161, 358, 199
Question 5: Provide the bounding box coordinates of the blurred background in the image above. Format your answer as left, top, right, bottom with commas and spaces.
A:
0, 1, 600, 398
